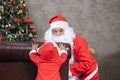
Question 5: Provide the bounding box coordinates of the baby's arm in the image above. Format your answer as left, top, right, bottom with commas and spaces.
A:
29, 43, 40, 66
58, 44, 68, 64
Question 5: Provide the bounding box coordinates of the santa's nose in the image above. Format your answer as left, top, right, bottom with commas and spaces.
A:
56, 32, 61, 36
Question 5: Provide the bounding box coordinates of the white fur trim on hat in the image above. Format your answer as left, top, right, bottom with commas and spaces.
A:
50, 21, 69, 29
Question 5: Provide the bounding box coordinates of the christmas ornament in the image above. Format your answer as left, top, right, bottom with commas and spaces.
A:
29, 33, 33, 37
19, 31, 22, 36
18, 9, 23, 14
20, 0, 24, 3
5, 25, 8, 28
29, 25, 35, 30
13, 17, 19, 22
30, 38, 34, 43
0, 34, 3, 40
23, 17, 30, 23
1, 24, 4, 28
8, 1, 13, 7
21, 30, 24, 32
7, 34, 12, 38
19, 3, 24, 9
8, 23, 12, 28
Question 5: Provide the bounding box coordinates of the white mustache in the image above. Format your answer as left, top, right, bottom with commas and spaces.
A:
51, 35, 66, 42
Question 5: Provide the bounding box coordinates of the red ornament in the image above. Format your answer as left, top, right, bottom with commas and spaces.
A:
0, 34, 3, 40
30, 39, 34, 43
8, 1, 12, 7
23, 17, 30, 23
19, 3, 24, 8
13, 17, 19, 22
8, 23, 12, 28
29, 25, 35, 30
18, 9, 23, 14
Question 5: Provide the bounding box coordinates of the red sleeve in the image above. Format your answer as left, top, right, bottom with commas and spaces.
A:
58, 51, 67, 64
70, 35, 97, 76
29, 51, 41, 66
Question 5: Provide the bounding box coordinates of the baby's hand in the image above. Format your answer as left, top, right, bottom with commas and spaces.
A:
32, 42, 38, 50
59, 43, 65, 50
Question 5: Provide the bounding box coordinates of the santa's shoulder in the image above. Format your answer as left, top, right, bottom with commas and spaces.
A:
73, 34, 87, 43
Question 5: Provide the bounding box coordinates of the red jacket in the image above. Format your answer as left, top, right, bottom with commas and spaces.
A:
29, 42, 67, 80
70, 34, 99, 80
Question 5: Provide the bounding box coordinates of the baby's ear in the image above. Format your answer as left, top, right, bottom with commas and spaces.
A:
89, 47, 95, 54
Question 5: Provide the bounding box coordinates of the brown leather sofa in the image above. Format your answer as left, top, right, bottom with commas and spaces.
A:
0, 42, 71, 80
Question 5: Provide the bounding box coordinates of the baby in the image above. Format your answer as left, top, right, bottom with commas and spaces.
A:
29, 41, 68, 80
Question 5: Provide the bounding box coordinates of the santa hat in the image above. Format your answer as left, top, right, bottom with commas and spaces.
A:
49, 14, 69, 29
37, 41, 60, 60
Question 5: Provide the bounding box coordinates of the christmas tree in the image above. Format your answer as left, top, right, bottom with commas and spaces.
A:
0, 0, 37, 42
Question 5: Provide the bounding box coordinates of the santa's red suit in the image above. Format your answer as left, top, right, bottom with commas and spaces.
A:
29, 41, 67, 80
44, 14, 99, 80
70, 34, 99, 80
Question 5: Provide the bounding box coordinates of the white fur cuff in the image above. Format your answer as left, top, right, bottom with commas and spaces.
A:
29, 50, 37, 55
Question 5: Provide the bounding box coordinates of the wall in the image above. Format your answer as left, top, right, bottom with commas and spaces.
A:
25, 0, 120, 80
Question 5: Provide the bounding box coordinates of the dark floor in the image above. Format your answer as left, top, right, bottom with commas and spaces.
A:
94, 52, 120, 80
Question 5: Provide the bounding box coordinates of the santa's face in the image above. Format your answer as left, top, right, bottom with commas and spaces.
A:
51, 28, 65, 42
52, 28, 64, 36
45, 26, 75, 46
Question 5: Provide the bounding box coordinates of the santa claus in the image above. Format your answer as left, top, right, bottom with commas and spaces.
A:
44, 14, 99, 80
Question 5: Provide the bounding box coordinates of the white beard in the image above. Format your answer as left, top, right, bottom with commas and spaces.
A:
51, 35, 70, 43
44, 26, 75, 47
